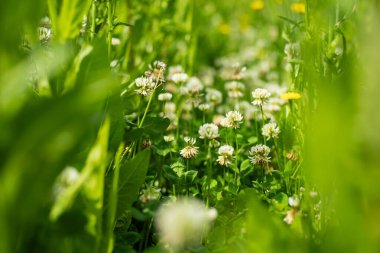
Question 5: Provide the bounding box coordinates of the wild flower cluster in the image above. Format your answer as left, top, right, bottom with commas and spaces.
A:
12, 0, 355, 252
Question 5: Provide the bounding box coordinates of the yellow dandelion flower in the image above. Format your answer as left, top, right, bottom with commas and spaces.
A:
218, 23, 231, 35
281, 91, 302, 100
250, 0, 265, 10
291, 3, 306, 13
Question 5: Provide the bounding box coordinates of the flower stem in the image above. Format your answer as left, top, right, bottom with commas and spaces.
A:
138, 91, 155, 128
206, 141, 212, 207
274, 139, 281, 170
234, 130, 239, 186
260, 105, 266, 145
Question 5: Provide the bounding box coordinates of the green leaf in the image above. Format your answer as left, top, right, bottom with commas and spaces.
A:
48, 0, 93, 41
248, 137, 258, 145
50, 118, 110, 221
63, 44, 93, 92
272, 193, 288, 211
125, 128, 144, 142
116, 150, 151, 218
240, 159, 251, 173
141, 117, 170, 136
183, 170, 198, 183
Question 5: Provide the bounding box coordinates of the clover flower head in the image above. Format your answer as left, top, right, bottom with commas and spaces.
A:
172, 73, 189, 84
153, 60, 167, 71
205, 88, 223, 105
198, 103, 211, 112
140, 187, 161, 203
225, 81, 245, 98
164, 135, 175, 142
180, 137, 199, 159
168, 65, 184, 77
217, 145, 234, 167
262, 122, 280, 140
186, 77, 204, 95
283, 209, 298, 225
251, 88, 271, 106
155, 198, 217, 250
53, 166, 80, 199
158, 92, 173, 101
135, 76, 155, 96
199, 123, 219, 139
288, 196, 300, 207
220, 117, 230, 128
164, 102, 176, 115
184, 136, 196, 145
225, 111, 243, 129
146, 60, 166, 82
38, 27, 52, 42
180, 146, 199, 159
249, 144, 271, 165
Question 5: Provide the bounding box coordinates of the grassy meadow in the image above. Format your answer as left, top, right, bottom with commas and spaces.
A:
1, 0, 380, 252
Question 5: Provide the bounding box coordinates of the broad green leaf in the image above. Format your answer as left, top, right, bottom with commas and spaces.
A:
141, 117, 170, 136
116, 150, 151, 218
50, 118, 110, 221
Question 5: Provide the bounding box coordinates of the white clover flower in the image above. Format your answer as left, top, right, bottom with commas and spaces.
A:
153, 60, 167, 71
263, 97, 285, 112
59, 166, 80, 186
135, 76, 155, 96
38, 27, 52, 42
249, 144, 271, 165
288, 197, 300, 207
205, 88, 223, 105
283, 209, 297, 225
178, 86, 189, 95
180, 146, 199, 159
172, 72, 189, 84
184, 136, 196, 145
155, 198, 217, 250
219, 62, 246, 81
225, 111, 243, 129
198, 103, 211, 112
139, 187, 161, 203
266, 84, 287, 97
168, 65, 184, 77
220, 117, 230, 128
251, 88, 271, 106
164, 135, 175, 142
199, 123, 219, 140
185, 77, 204, 95
53, 166, 80, 199
158, 92, 173, 101
225, 81, 245, 98
217, 145, 234, 167
111, 37, 121, 46
262, 122, 280, 140
309, 191, 318, 198
180, 137, 199, 159
164, 102, 176, 115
